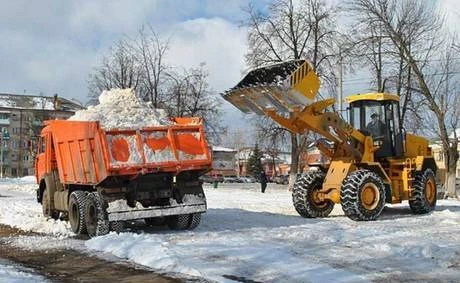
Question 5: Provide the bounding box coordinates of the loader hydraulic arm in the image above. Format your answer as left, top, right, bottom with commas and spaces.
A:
223, 59, 375, 163
265, 98, 373, 162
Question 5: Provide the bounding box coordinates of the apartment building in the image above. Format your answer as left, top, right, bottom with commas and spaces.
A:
0, 93, 84, 177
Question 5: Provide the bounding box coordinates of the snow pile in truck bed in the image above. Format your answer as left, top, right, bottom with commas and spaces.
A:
68, 88, 171, 130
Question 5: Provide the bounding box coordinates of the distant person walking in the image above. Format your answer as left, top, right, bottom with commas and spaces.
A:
260, 170, 267, 193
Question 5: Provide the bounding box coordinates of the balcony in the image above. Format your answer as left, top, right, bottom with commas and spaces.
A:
0, 118, 9, 125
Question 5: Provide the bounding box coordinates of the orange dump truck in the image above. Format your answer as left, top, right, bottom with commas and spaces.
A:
35, 118, 212, 237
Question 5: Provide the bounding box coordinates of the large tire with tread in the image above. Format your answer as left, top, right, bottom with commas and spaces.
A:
145, 217, 165, 226
85, 192, 109, 237
110, 221, 126, 233
409, 168, 437, 214
166, 213, 201, 230
68, 191, 88, 235
292, 171, 334, 218
42, 189, 59, 220
341, 169, 386, 221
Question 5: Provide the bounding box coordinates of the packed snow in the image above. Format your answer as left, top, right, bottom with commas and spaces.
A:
68, 88, 171, 130
0, 260, 46, 283
1, 178, 460, 282
0, 178, 73, 236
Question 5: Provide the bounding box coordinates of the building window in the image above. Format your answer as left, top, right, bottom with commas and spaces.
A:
0, 113, 9, 119
23, 155, 29, 161
23, 168, 29, 176
11, 168, 17, 176
12, 140, 18, 149
12, 128, 19, 134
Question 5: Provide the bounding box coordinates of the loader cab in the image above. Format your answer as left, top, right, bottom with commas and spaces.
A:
347, 93, 404, 158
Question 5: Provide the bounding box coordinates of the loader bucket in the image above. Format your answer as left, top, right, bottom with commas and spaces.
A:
222, 59, 320, 115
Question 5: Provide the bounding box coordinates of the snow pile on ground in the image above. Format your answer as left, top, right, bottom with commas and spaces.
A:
6, 235, 83, 251
68, 88, 171, 130
1, 178, 460, 282
0, 176, 37, 195
0, 259, 46, 282
0, 178, 73, 237
85, 184, 460, 282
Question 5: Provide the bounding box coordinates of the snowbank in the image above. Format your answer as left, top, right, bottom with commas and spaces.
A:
0, 260, 46, 283
85, 185, 460, 282
0, 176, 37, 195
0, 179, 73, 236
68, 88, 171, 130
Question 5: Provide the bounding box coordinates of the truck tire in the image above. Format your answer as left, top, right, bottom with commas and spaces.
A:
292, 171, 334, 218
341, 169, 386, 221
85, 192, 109, 237
409, 168, 437, 214
166, 213, 201, 230
144, 217, 165, 226
110, 221, 125, 233
42, 189, 59, 220
187, 213, 201, 230
68, 191, 88, 235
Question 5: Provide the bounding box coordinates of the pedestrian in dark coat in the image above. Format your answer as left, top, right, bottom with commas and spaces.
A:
260, 170, 267, 193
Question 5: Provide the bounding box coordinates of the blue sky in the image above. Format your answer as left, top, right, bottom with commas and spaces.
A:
0, 0, 458, 134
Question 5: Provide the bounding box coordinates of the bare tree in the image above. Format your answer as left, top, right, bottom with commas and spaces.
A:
348, 0, 460, 197
135, 26, 170, 106
166, 64, 226, 144
88, 31, 225, 145
244, 0, 337, 188
88, 39, 142, 100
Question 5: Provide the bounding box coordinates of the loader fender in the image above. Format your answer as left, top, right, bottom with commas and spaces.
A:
415, 156, 437, 174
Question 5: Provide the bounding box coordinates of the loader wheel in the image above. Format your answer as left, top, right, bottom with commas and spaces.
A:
42, 189, 59, 220
69, 191, 88, 235
85, 192, 109, 237
341, 169, 386, 221
292, 171, 334, 218
409, 168, 437, 214
166, 213, 201, 230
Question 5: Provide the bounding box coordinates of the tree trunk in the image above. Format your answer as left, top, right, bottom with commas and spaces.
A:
288, 132, 299, 191
445, 144, 459, 198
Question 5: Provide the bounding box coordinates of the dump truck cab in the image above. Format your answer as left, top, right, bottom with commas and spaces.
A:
347, 93, 404, 159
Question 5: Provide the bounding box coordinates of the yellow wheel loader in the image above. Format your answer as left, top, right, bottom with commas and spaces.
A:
223, 60, 437, 221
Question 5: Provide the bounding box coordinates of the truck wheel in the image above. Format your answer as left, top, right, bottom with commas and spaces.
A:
42, 189, 59, 220
409, 168, 437, 214
166, 214, 201, 230
292, 171, 334, 218
166, 214, 190, 230
145, 217, 165, 226
110, 221, 125, 233
341, 169, 386, 221
187, 213, 201, 230
68, 191, 88, 235
85, 192, 109, 237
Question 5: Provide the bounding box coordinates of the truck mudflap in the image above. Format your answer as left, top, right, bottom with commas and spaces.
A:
107, 199, 207, 222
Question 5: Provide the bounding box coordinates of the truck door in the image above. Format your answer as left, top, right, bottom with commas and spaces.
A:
35, 135, 46, 180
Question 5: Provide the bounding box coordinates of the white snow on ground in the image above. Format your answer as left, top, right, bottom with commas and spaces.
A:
0, 177, 73, 237
1, 178, 460, 282
0, 259, 46, 283
68, 88, 171, 130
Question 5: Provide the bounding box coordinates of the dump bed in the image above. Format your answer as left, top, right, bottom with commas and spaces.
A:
40, 118, 211, 185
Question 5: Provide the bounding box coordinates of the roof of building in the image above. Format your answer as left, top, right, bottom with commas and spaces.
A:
0, 93, 84, 112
